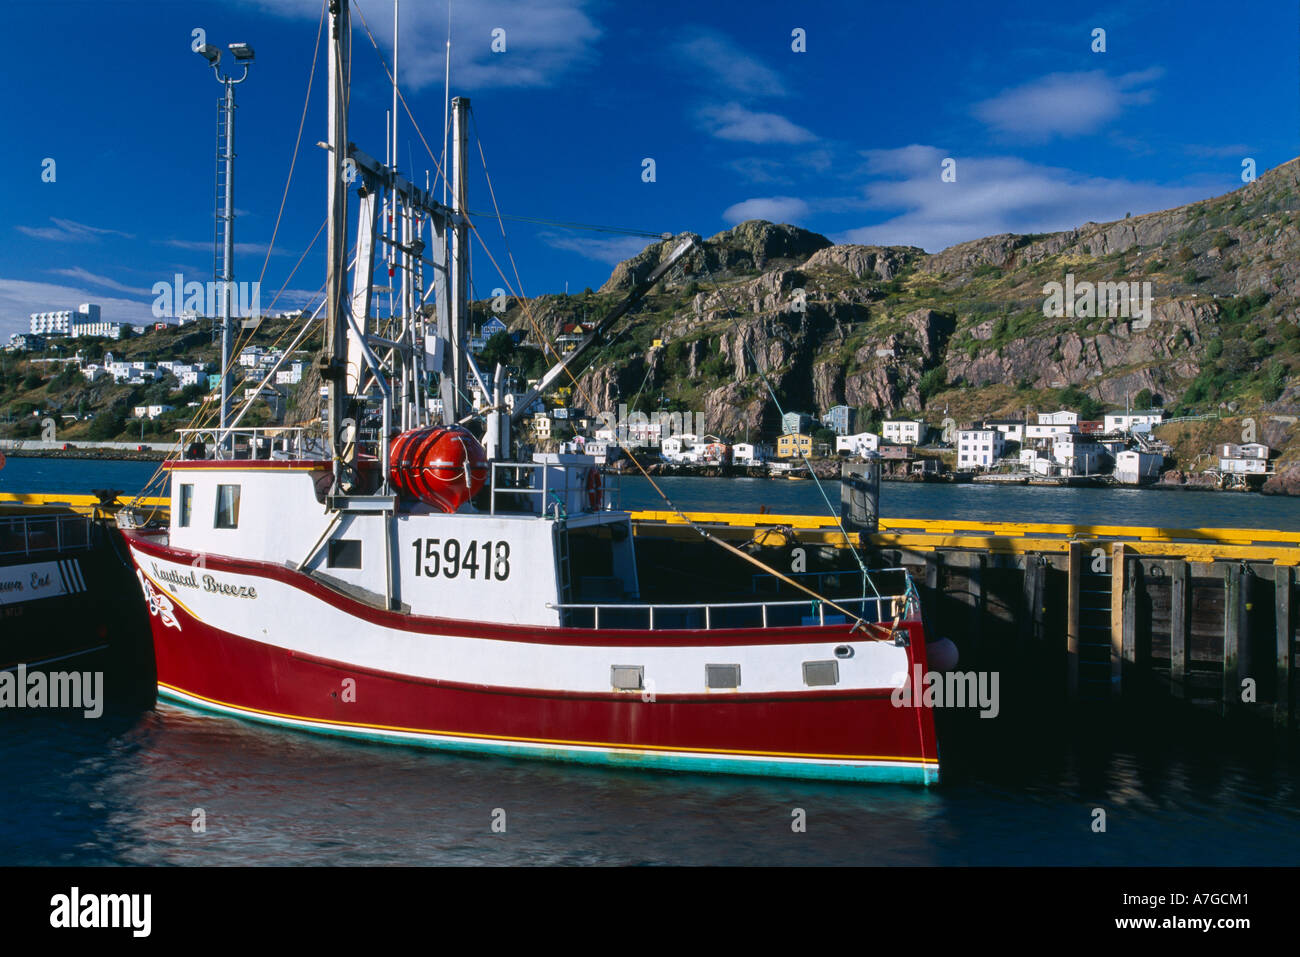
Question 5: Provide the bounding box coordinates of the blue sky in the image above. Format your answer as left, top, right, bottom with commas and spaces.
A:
1, 0, 1295, 340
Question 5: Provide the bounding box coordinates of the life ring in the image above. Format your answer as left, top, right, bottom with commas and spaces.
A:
586, 467, 604, 511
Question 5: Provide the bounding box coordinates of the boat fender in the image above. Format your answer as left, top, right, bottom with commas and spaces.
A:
926, 636, 960, 671
586, 467, 603, 511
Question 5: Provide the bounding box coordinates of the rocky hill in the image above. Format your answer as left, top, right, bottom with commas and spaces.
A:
483, 158, 1300, 466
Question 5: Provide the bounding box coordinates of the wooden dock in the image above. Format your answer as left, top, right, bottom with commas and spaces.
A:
630, 510, 1299, 731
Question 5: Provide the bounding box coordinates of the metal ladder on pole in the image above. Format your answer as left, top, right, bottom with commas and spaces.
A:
213, 97, 232, 344
1076, 563, 1115, 701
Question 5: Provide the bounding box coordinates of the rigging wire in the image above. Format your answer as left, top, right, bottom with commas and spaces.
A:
697, 258, 881, 603
463, 120, 893, 635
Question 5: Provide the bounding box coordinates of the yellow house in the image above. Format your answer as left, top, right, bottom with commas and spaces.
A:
776, 433, 812, 459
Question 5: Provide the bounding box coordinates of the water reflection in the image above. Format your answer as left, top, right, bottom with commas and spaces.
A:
3, 696, 1297, 865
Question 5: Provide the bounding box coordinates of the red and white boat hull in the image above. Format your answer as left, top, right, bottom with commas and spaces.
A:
123, 531, 940, 785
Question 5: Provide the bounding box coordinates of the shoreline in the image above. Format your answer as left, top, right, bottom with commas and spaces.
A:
0, 447, 170, 462
3, 448, 1291, 496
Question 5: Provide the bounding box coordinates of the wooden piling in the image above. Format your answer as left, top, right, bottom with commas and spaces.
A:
1110, 543, 1126, 695
1169, 559, 1189, 700
1223, 564, 1242, 716
969, 552, 985, 659
1277, 565, 1294, 730
1067, 541, 1083, 701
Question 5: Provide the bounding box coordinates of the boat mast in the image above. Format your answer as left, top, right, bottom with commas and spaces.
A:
449, 96, 470, 426
325, 0, 351, 488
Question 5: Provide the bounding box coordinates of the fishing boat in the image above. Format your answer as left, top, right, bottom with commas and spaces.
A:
118, 1, 940, 784
0, 491, 151, 685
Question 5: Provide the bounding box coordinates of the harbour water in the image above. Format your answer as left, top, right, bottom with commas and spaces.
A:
2, 457, 1298, 865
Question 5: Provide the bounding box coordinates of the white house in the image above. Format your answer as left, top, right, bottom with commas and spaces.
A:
882, 420, 923, 445
1104, 411, 1165, 433
1038, 410, 1078, 426
239, 346, 268, 368
1114, 450, 1164, 484
836, 431, 880, 456
1024, 421, 1076, 443
957, 429, 1005, 469
132, 404, 174, 420
70, 321, 124, 340
1052, 435, 1107, 475
660, 435, 695, 462
984, 419, 1026, 443
275, 361, 305, 385
732, 442, 770, 466
1019, 448, 1054, 476
1218, 443, 1270, 474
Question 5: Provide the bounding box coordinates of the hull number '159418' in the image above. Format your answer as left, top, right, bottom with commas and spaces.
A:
411, 538, 511, 581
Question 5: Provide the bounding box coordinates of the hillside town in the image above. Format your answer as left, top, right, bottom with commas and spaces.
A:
1, 300, 1284, 489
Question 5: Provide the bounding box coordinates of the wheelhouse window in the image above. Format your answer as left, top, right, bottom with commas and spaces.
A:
215, 484, 241, 529
177, 484, 194, 527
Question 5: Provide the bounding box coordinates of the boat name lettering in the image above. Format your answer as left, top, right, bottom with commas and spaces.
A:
201, 574, 258, 599
411, 538, 510, 581
151, 564, 199, 589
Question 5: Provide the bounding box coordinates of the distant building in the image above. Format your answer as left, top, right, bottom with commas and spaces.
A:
957, 428, 1005, 469
132, 404, 174, 420
836, 431, 879, 456
824, 405, 856, 436
31, 302, 99, 336
982, 419, 1025, 443
1052, 435, 1107, 475
781, 411, 813, 436
776, 433, 813, 459
1218, 443, 1270, 474
732, 443, 770, 466
1114, 450, 1163, 485
882, 419, 923, 445
6, 333, 45, 351
70, 321, 124, 340
1104, 411, 1165, 433
1038, 410, 1078, 426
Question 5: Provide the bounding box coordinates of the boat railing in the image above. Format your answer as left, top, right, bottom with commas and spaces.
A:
175, 427, 324, 462
751, 566, 915, 599
548, 593, 910, 631
0, 512, 94, 558
488, 461, 619, 518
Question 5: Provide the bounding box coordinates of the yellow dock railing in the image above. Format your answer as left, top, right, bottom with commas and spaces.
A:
3, 494, 1295, 564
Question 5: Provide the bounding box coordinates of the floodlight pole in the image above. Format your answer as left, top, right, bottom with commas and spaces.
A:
207, 55, 251, 441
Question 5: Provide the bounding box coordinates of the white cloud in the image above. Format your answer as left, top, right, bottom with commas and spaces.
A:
674, 33, 787, 98
539, 232, 654, 266
15, 218, 133, 242
973, 68, 1162, 139
162, 239, 286, 257
698, 103, 815, 144
244, 0, 600, 90
48, 268, 155, 297
0, 279, 152, 340
721, 196, 810, 225
838, 144, 1210, 252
